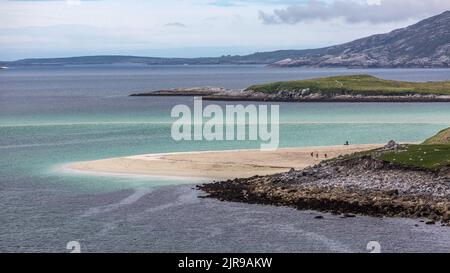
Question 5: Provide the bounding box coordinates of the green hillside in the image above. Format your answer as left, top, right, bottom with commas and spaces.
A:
423, 127, 450, 145
379, 144, 450, 170
378, 128, 450, 170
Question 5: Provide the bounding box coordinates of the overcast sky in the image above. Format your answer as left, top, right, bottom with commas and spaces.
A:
1, 0, 449, 60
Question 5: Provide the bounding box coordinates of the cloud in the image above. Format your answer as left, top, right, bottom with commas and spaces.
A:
259, 0, 450, 24
9, 0, 97, 6
208, 0, 308, 7
164, 22, 187, 28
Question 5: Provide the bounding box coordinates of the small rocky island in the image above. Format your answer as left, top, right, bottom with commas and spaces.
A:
198, 128, 450, 225
131, 75, 450, 102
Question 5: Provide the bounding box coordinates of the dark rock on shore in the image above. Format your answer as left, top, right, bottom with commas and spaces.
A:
130, 87, 232, 97
130, 87, 450, 102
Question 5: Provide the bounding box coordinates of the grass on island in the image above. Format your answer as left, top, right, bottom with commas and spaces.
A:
246, 75, 450, 96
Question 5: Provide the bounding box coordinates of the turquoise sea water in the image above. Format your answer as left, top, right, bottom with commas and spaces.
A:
1, 65, 450, 252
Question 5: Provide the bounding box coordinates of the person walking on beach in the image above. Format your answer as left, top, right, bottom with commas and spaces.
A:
311, 152, 314, 157
315, 153, 319, 159
324, 153, 328, 159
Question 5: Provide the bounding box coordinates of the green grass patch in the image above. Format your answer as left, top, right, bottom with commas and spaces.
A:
246, 75, 450, 96
378, 144, 450, 170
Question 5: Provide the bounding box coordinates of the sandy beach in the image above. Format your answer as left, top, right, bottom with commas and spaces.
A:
67, 144, 383, 180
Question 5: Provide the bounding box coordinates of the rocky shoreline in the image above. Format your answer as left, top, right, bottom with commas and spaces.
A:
198, 145, 450, 225
130, 87, 450, 102
130, 87, 231, 97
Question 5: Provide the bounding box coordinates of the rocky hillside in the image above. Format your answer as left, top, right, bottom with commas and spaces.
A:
272, 11, 450, 68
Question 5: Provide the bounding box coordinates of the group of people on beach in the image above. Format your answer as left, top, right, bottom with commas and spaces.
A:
310, 141, 349, 159
310, 152, 327, 159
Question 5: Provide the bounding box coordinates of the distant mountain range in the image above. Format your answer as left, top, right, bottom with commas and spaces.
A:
2, 11, 450, 68
272, 10, 450, 68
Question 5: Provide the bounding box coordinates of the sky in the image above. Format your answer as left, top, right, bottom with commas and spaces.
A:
1, 0, 450, 60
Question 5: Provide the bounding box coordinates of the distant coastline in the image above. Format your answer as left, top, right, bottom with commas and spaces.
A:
3, 11, 450, 70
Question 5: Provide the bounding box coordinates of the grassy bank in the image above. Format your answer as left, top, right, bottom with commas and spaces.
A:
378, 128, 450, 171
379, 144, 450, 170
423, 127, 450, 145
246, 75, 450, 96
327, 128, 450, 171
380, 128, 450, 170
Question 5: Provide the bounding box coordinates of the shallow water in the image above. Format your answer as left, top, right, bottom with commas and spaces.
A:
1, 65, 449, 252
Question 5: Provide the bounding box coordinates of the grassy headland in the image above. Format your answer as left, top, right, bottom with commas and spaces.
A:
378, 128, 450, 171
423, 127, 450, 145
246, 75, 450, 96
379, 145, 450, 171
